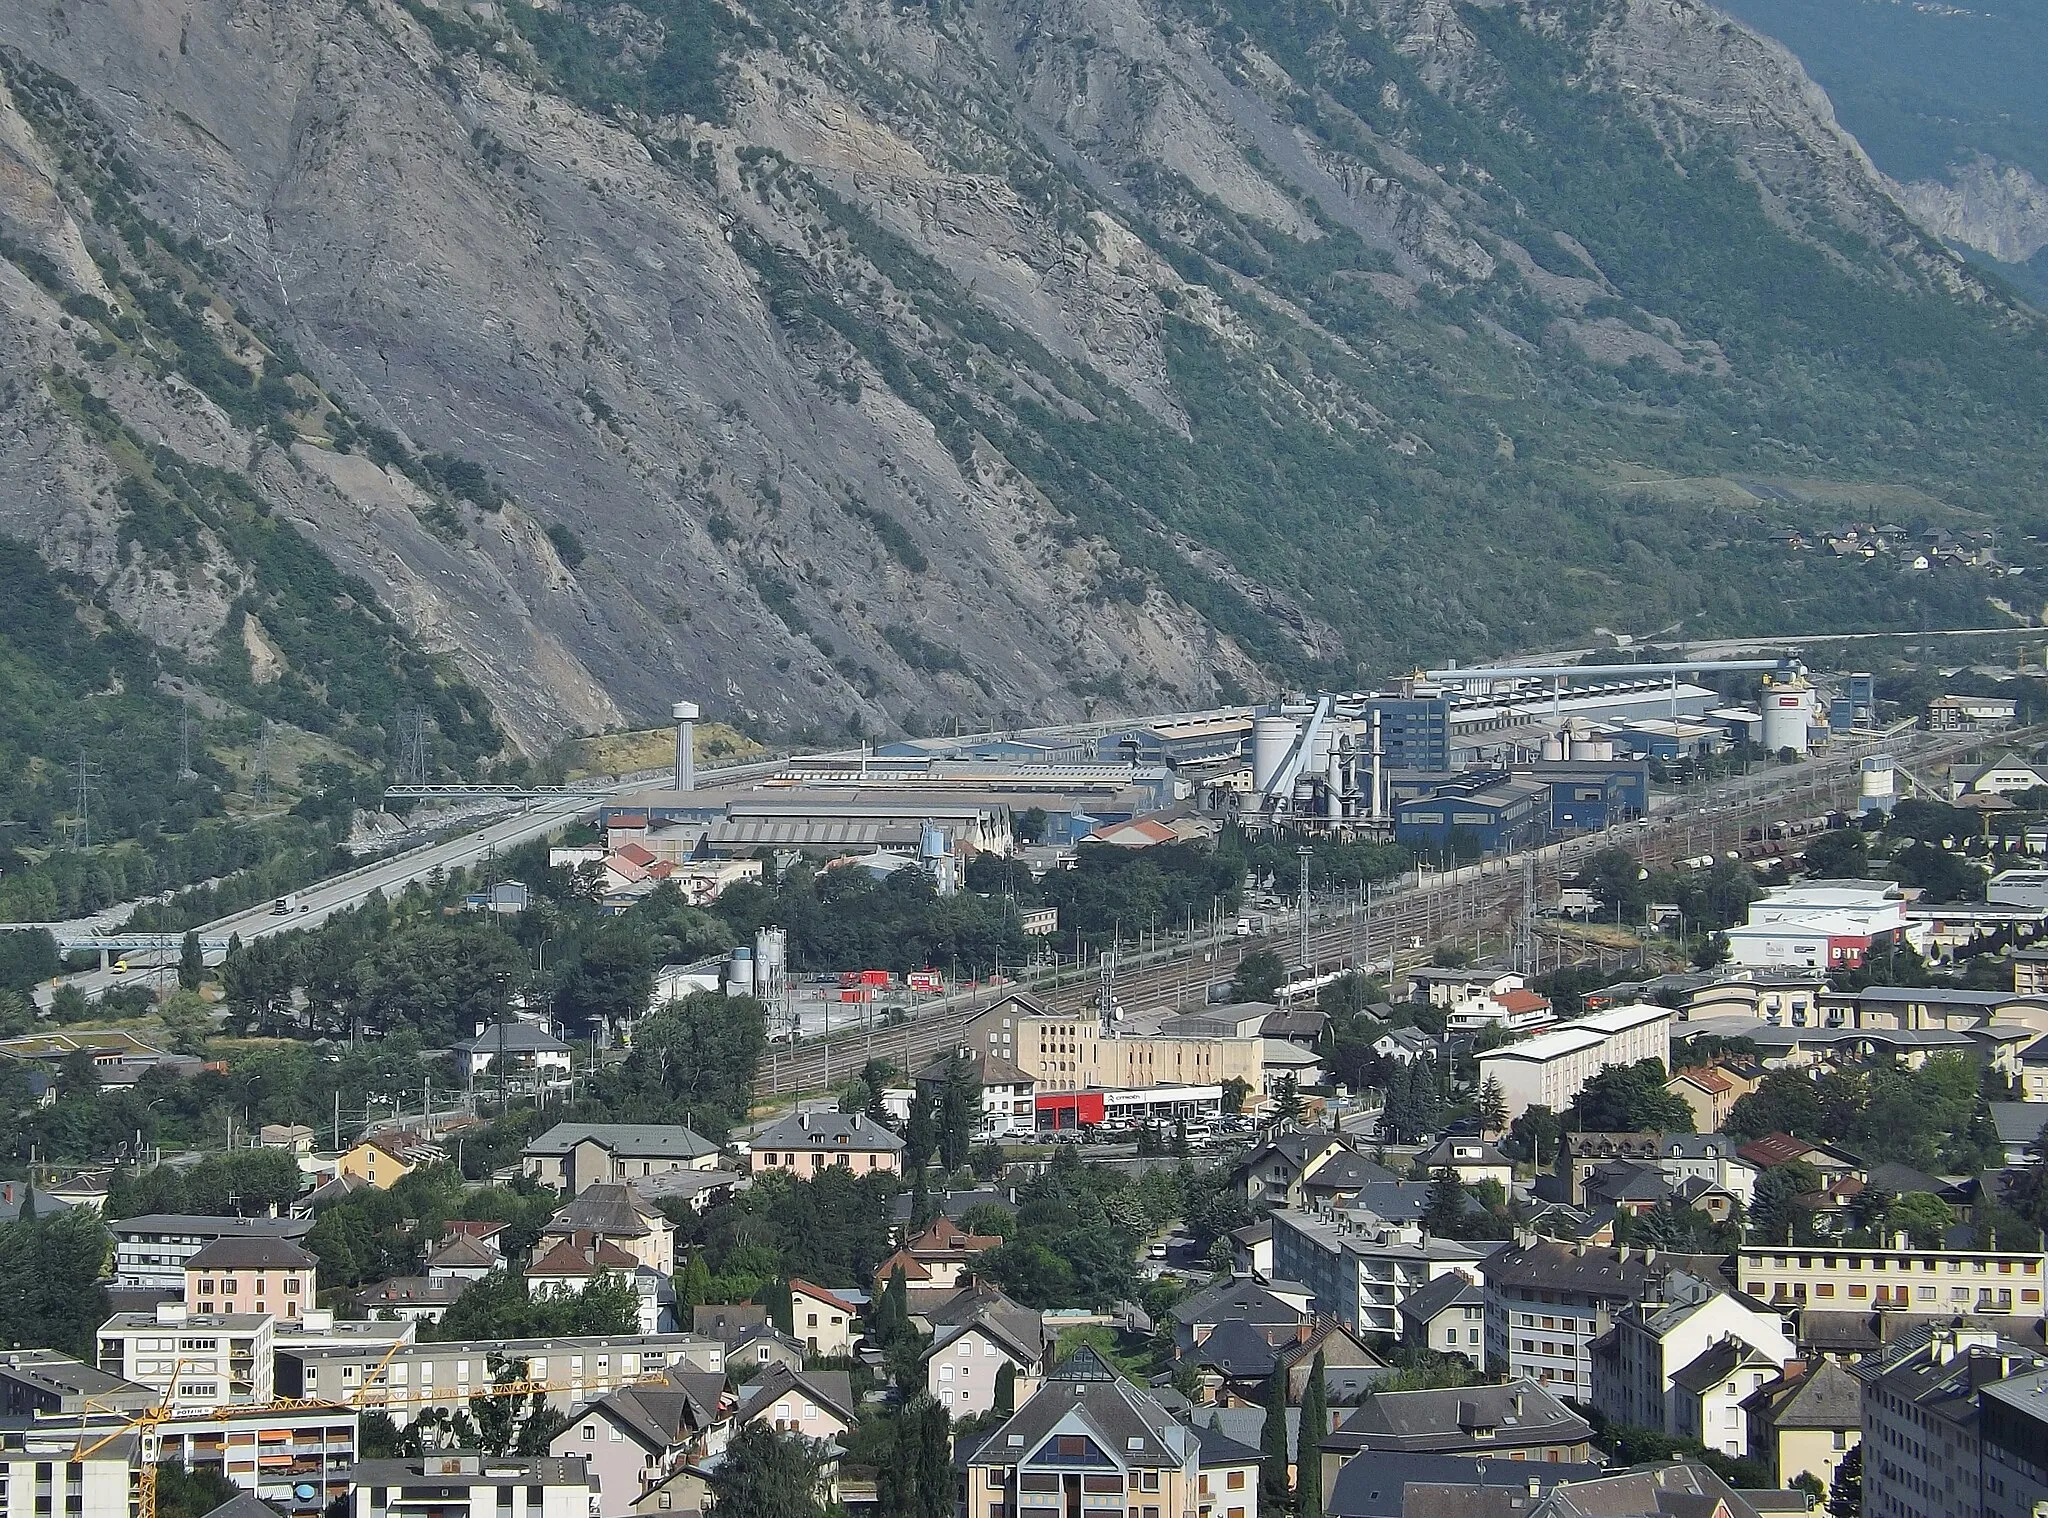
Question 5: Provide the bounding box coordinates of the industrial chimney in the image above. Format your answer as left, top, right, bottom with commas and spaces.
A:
673, 700, 700, 792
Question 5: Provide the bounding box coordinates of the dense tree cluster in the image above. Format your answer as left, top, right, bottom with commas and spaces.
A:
1723, 1056, 2001, 1172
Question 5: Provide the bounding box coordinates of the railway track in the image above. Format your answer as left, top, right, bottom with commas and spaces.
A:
750, 724, 2034, 1099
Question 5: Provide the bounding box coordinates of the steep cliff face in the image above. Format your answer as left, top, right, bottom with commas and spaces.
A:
1, 0, 2043, 753
1893, 158, 2048, 269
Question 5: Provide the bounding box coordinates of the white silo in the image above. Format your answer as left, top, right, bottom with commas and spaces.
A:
673, 700, 700, 791
1761, 674, 1816, 756
1859, 755, 1897, 814
1252, 715, 1301, 795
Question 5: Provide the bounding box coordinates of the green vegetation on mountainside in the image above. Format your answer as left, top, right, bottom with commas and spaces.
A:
0, 54, 509, 918
489, 0, 2048, 671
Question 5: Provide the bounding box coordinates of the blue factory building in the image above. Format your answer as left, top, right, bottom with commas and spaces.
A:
1394, 772, 1551, 854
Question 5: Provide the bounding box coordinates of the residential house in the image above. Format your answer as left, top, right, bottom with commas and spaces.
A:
1590, 1270, 1796, 1437
0, 1181, 70, 1224
1743, 1360, 1862, 1492
184, 1235, 319, 1322
732, 1364, 856, 1444
913, 1049, 1037, 1137
690, 1304, 768, 1342
1560, 1133, 1663, 1207
748, 1111, 905, 1177
1298, 1151, 1401, 1211
540, 1184, 676, 1275
1445, 987, 1553, 1035
788, 1280, 860, 1356
1170, 1278, 1312, 1362
453, 1023, 574, 1087
1657, 1134, 1759, 1209
870, 1216, 1002, 1291
522, 1124, 721, 1195
1373, 1027, 1441, 1068
548, 1378, 731, 1516
1665, 1067, 1753, 1131
337, 1134, 423, 1190
342, 1454, 591, 1518
1396, 1270, 1486, 1370
1416, 1136, 1513, 1189
1233, 1130, 1356, 1209
526, 1232, 663, 1333
926, 1293, 1046, 1417
425, 1228, 505, 1283
351, 1278, 465, 1324
726, 1322, 805, 1378
1191, 1426, 1263, 1518
1736, 1134, 1864, 1185
1404, 969, 1529, 1008
259, 1124, 318, 1155
1670, 1339, 1785, 1457
962, 1348, 1224, 1518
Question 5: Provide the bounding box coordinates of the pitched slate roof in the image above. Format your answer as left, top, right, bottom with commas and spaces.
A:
753, 1110, 905, 1151
1327, 1379, 1587, 1453
545, 1182, 658, 1238
1328, 1453, 1606, 1518
964, 1352, 1193, 1472
184, 1236, 317, 1271
1171, 1277, 1308, 1329
1188, 1318, 1282, 1379
734, 1364, 856, 1426
1395, 1270, 1483, 1330
1744, 1360, 1861, 1430
527, 1122, 718, 1159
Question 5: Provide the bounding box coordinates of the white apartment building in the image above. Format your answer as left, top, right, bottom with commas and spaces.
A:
1270, 1209, 1489, 1337
96, 1302, 274, 1409
1475, 1004, 1671, 1120
1591, 1272, 1795, 1437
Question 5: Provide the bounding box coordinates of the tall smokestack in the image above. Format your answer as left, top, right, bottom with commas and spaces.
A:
673, 700, 700, 792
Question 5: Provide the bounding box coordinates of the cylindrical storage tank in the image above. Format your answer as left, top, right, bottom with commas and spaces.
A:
755, 927, 786, 972
725, 946, 755, 996
1252, 715, 1301, 794
1580, 737, 1614, 761
1762, 677, 1815, 755
1541, 735, 1565, 762
920, 820, 948, 862
1860, 756, 1897, 813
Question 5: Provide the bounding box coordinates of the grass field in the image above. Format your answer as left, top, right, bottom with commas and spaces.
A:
559, 722, 765, 780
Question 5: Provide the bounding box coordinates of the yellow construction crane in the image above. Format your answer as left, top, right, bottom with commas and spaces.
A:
70, 1363, 352, 1518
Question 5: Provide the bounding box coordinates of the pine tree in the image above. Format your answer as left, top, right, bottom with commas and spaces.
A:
1478, 1077, 1508, 1137
918, 1398, 952, 1518
1259, 1363, 1291, 1515
178, 930, 205, 992
1423, 1169, 1466, 1238
1298, 1350, 1328, 1518
1274, 1074, 1303, 1126
994, 1362, 1017, 1417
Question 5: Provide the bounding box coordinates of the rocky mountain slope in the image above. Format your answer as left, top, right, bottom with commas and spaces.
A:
3, 0, 2045, 757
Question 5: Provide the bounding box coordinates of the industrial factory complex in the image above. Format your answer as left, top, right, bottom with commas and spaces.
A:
593, 657, 1891, 878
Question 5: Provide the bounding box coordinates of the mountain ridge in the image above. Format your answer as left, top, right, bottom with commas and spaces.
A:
1, 0, 2044, 760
